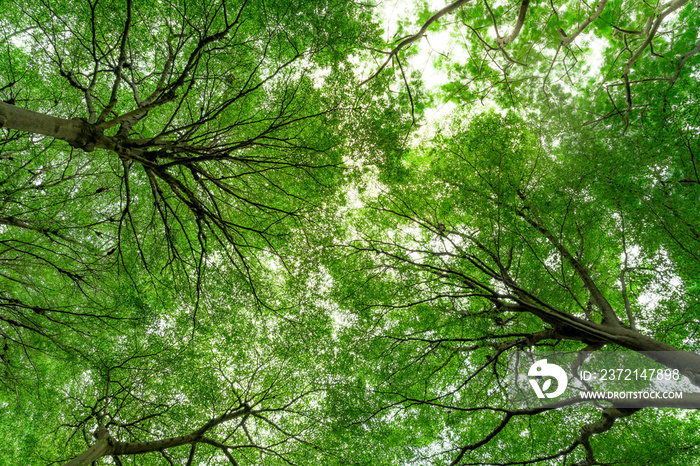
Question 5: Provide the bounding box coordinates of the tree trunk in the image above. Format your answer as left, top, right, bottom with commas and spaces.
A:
63, 429, 112, 466
0, 102, 124, 154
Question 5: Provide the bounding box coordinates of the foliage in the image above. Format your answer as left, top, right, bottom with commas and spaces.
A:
0, 0, 699, 465
325, 106, 700, 463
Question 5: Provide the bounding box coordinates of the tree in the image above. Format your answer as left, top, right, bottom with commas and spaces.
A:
0, 0, 412, 464
325, 106, 700, 464
0, 0, 415, 348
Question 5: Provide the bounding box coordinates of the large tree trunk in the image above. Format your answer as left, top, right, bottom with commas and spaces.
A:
518, 300, 700, 386
63, 428, 112, 466
0, 101, 123, 154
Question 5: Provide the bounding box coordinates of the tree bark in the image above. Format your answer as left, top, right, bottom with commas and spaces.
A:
63, 428, 112, 466
0, 102, 85, 144
0, 102, 130, 155
519, 299, 700, 385
61, 405, 251, 465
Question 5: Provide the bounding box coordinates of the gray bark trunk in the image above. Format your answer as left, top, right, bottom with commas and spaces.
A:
0, 101, 131, 154
0, 102, 86, 145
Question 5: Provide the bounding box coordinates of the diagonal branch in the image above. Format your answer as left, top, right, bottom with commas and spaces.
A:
360, 0, 472, 85
514, 194, 621, 327
96, 0, 134, 125
560, 0, 608, 46
495, 0, 530, 48
63, 404, 252, 465
669, 41, 700, 86
622, 0, 691, 77
572, 407, 639, 465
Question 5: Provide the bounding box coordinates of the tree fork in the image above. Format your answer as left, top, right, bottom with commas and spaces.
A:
62, 405, 252, 465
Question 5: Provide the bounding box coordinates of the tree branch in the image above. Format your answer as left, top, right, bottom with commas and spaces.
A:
361, 0, 472, 85
561, 0, 608, 46
496, 0, 530, 48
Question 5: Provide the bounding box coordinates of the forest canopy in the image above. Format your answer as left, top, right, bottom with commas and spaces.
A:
1, 0, 699, 464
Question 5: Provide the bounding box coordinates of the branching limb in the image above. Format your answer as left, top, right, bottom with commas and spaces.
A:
62, 404, 253, 465
496, 0, 530, 48
622, 0, 691, 78
515, 193, 621, 327
669, 41, 700, 86
560, 0, 608, 46
200, 437, 240, 465
571, 407, 639, 466
360, 0, 472, 85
